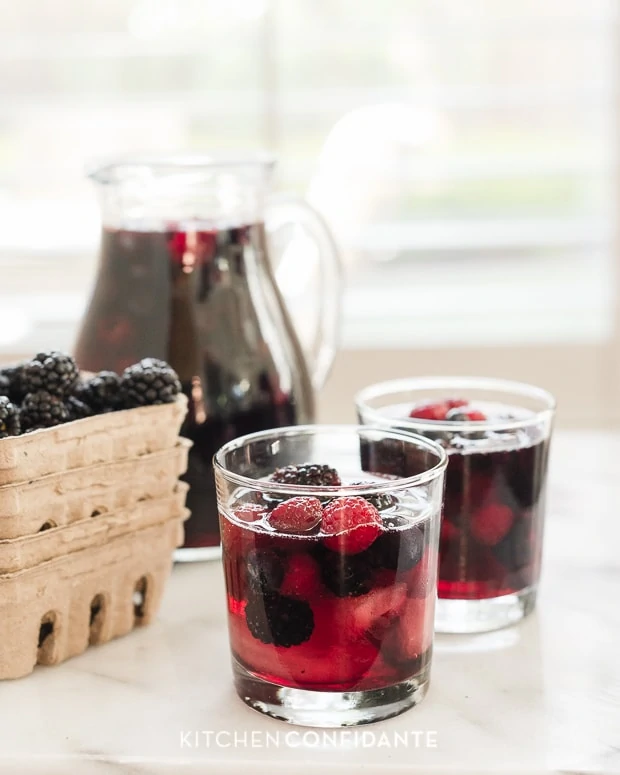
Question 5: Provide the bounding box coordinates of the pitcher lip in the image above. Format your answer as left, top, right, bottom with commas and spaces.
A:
87, 151, 276, 183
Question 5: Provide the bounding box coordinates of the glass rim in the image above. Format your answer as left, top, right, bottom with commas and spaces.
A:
355, 376, 556, 434
87, 151, 276, 183
213, 423, 448, 495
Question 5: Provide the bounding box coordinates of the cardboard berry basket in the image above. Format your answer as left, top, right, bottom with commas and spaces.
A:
0, 393, 191, 679
0, 394, 187, 487
0, 439, 191, 540
0, 514, 187, 679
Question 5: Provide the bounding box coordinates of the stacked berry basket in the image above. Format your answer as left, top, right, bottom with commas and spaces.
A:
0, 352, 190, 679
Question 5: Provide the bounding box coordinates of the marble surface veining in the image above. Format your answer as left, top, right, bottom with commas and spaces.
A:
0, 431, 618, 774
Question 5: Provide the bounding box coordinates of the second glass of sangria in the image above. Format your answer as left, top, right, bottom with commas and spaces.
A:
356, 377, 555, 633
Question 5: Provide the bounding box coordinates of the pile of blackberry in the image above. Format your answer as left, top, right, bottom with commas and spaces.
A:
0, 352, 181, 436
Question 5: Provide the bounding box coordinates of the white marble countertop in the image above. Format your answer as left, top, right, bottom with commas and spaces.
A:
0, 431, 619, 775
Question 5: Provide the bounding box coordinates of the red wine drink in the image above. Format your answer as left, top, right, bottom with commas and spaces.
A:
356, 378, 555, 633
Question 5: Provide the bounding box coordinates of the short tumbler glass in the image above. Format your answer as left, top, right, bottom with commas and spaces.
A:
214, 425, 447, 727
356, 378, 555, 634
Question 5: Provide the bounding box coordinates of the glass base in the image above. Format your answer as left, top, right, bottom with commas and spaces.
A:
435, 585, 537, 634
174, 545, 222, 563
232, 659, 429, 727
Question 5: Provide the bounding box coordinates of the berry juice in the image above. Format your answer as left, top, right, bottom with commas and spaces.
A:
75, 223, 313, 553
220, 479, 437, 693
384, 399, 550, 602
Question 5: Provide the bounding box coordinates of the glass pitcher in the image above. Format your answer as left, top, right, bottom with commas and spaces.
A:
74, 154, 342, 561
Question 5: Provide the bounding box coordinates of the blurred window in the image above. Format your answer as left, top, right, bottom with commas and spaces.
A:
0, 0, 616, 354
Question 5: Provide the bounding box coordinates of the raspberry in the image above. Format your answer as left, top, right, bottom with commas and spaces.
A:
440, 518, 460, 543
271, 463, 341, 487
409, 398, 467, 421
280, 554, 321, 599
269, 497, 322, 534
322, 496, 382, 555
409, 402, 448, 421
470, 503, 514, 546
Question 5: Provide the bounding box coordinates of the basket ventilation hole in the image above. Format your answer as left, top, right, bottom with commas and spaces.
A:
89, 594, 106, 645
39, 520, 57, 532
37, 611, 58, 665
133, 577, 148, 621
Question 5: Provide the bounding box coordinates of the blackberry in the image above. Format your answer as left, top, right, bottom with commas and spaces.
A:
445, 408, 487, 440
0, 396, 20, 438
318, 545, 372, 597
245, 592, 314, 647
493, 517, 533, 573
271, 463, 341, 487
65, 396, 93, 422
370, 522, 424, 572
360, 437, 406, 478
258, 492, 288, 511
0, 372, 10, 397
21, 391, 69, 431
119, 358, 181, 408
0, 364, 27, 402
246, 549, 286, 594
21, 352, 79, 397
76, 371, 122, 413
351, 482, 396, 511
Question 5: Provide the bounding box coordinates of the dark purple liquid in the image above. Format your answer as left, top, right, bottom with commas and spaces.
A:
438, 438, 549, 599
75, 223, 313, 549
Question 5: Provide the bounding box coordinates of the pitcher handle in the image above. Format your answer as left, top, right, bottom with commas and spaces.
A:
266, 194, 343, 391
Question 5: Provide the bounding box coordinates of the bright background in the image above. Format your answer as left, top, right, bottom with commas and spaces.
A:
1, 0, 618, 426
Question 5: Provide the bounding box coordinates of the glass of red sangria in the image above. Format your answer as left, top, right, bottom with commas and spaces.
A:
214, 424, 447, 726
356, 378, 555, 634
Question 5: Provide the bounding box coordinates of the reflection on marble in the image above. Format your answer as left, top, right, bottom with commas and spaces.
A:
0, 431, 619, 774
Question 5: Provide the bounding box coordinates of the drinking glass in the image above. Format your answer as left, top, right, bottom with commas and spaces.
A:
356, 377, 555, 633
214, 424, 447, 726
